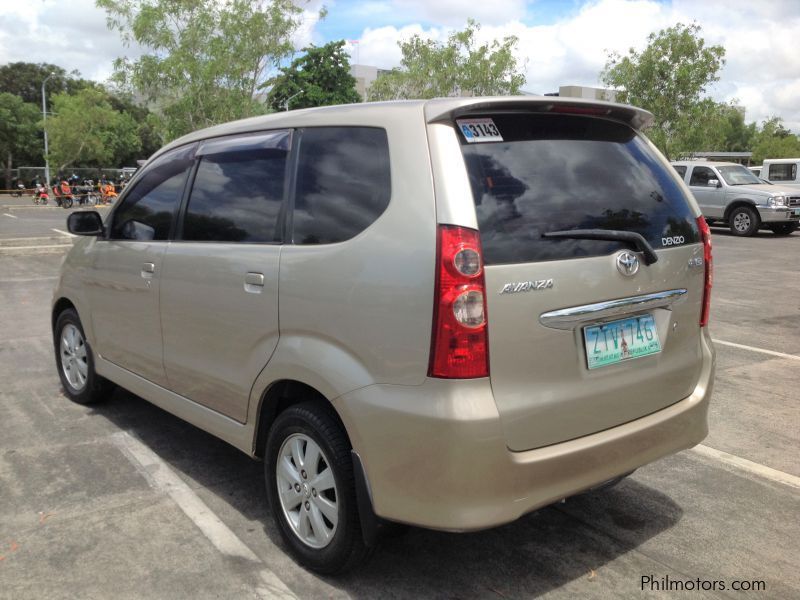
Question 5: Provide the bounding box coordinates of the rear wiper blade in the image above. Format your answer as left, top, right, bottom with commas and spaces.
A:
542, 229, 658, 265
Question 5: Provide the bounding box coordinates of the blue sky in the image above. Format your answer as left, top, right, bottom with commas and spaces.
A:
1, 0, 798, 129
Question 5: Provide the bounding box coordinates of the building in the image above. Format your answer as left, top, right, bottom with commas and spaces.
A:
546, 85, 617, 102
349, 64, 392, 101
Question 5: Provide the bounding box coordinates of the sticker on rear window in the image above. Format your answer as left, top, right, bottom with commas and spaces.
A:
457, 118, 503, 143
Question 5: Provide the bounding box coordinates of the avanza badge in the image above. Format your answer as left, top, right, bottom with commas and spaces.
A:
457, 118, 503, 143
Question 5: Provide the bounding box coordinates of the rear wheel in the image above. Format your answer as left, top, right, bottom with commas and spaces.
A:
769, 222, 798, 236
729, 206, 759, 236
54, 309, 112, 404
62, 197, 73, 209
265, 402, 370, 574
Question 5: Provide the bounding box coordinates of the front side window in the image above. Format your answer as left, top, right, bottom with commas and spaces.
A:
182, 134, 289, 243
767, 163, 797, 181
292, 127, 391, 245
110, 144, 196, 241
689, 166, 716, 186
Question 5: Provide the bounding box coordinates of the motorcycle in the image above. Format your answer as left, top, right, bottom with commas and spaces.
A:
11, 183, 25, 197
33, 185, 49, 205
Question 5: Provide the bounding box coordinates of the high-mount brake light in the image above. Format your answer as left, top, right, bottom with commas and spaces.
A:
697, 216, 713, 327
429, 225, 489, 378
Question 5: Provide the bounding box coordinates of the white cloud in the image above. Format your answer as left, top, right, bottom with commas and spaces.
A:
354, 0, 800, 131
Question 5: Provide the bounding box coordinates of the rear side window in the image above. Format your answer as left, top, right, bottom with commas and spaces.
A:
459, 114, 699, 264
111, 144, 195, 241
183, 146, 288, 243
672, 165, 687, 178
292, 127, 390, 244
767, 163, 797, 181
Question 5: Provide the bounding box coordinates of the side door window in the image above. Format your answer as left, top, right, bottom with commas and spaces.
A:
110, 144, 196, 241
292, 127, 391, 244
689, 166, 716, 187
672, 165, 687, 179
767, 163, 797, 182
181, 131, 290, 242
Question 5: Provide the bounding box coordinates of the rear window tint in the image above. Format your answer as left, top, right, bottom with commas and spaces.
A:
459, 114, 699, 265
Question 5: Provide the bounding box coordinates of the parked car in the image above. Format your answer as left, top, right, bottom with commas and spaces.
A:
54, 97, 715, 574
748, 166, 762, 177
672, 161, 800, 236
760, 158, 800, 186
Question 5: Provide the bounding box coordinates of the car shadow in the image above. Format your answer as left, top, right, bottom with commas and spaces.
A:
708, 225, 797, 238
92, 388, 683, 598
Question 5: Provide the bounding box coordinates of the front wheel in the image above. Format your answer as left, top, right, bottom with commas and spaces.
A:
265, 402, 370, 574
53, 309, 113, 404
769, 222, 798, 236
729, 206, 759, 236
62, 197, 73, 209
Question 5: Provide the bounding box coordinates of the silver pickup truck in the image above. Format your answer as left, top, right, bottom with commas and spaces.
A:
672, 161, 800, 236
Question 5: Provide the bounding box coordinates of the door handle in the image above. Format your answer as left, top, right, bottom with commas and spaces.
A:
141, 263, 155, 279
244, 272, 265, 293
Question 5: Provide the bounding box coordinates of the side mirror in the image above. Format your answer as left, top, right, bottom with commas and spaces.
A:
67, 211, 104, 236
707, 179, 721, 188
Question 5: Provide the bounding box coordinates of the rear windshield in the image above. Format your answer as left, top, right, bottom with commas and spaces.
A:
459, 113, 699, 265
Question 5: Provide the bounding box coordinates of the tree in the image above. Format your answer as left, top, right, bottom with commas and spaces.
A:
601, 23, 725, 159
0, 62, 95, 105
97, 0, 313, 141
367, 20, 526, 101
751, 117, 800, 164
45, 88, 140, 173
0, 93, 40, 188
267, 41, 360, 111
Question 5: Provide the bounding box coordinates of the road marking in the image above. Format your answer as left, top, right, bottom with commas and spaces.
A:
3, 213, 18, 218
692, 444, 800, 490
111, 431, 296, 599
712, 339, 800, 362
52, 228, 76, 237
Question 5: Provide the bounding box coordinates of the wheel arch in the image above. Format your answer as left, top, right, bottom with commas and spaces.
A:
724, 199, 759, 221
52, 297, 78, 331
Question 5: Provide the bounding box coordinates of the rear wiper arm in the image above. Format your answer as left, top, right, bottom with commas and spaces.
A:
542, 229, 658, 265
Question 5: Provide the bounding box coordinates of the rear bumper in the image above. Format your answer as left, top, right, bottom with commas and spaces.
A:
334, 333, 715, 531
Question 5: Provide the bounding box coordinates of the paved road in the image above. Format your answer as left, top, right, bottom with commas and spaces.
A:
1, 197, 798, 598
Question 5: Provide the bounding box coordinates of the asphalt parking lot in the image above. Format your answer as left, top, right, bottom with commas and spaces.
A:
1, 196, 798, 599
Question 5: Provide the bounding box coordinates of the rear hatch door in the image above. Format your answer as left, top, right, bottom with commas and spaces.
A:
456, 111, 706, 451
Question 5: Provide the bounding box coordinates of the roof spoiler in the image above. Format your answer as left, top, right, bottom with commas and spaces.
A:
423, 96, 653, 131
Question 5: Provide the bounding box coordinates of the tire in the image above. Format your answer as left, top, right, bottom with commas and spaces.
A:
53, 308, 112, 404
62, 197, 73, 209
769, 222, 798, 236
265, 402, 371, 574
728, 205, 759, 236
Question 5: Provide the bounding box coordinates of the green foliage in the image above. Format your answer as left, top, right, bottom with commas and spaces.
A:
0, 92, 41, 187
267, 41, 360, 111
0, 62, 96, 105
601, 23, 725, 159
751, 117, 800, 164
367, 20, 526, 101
97, 0, 310, 141
45, 88, 140, 172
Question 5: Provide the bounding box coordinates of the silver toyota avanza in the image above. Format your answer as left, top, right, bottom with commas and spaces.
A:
53, 97, 715, 573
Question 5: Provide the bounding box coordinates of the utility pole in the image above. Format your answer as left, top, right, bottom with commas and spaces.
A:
284, 90, 304, 111
41, 72, 55, 185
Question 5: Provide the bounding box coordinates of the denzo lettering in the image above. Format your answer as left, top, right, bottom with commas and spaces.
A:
662, 235, 685, 246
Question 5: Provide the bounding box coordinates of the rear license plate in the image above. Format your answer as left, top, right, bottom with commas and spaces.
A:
583, 314, 661, 369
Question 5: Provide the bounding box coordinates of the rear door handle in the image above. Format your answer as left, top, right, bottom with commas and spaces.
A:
244, 272, 265, 293
141, 263, 155, 279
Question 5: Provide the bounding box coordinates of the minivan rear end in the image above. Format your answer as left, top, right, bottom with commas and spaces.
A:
337, 97, 715, 531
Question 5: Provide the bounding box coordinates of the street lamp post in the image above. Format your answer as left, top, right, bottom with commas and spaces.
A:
284, 90, 304, 111
42, 72, 55, 186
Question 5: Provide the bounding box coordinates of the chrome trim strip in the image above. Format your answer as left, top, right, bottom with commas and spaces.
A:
539, 289, 688, 330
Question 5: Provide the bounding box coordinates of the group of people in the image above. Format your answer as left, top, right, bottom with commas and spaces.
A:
27, 173, 127, 206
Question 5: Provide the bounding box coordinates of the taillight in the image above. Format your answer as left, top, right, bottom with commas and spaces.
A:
429, 225, 489, 378
697, 216, 713, 327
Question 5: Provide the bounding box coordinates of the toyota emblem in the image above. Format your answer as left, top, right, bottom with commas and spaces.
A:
616, 251, 640, 277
